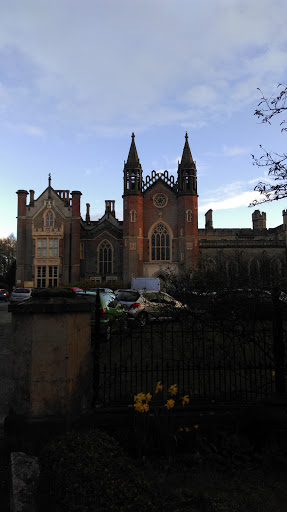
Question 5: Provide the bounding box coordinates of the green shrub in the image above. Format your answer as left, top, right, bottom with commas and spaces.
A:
38, 428, 159, 512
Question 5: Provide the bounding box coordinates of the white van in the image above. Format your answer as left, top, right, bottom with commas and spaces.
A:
131, 277, 161, 292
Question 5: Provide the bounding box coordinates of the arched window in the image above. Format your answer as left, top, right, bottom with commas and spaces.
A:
45, 211, 54, 227
98, 240, 113, 274
270, 258, 282, 277
186, 209, 192, 222
151, 223, 171, 261
249, 258, 260, 280
226, 260, 238, 281
130, 209, 136, 222
207, 258, 216, 270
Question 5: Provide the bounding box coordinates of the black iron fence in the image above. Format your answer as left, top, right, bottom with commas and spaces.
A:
93, 312, 286, 406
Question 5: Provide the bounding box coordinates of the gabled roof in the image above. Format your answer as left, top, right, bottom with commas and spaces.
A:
81, 219, 123, 239
33, 186, 66, 204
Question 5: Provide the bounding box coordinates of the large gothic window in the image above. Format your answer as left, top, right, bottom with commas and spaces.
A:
151, 223, 171, 261
98, 240, 113, 274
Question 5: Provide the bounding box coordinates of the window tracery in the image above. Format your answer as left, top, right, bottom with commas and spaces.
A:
153, 193, 168, 208
151, 222, 171, 261
98, 240, 113, 274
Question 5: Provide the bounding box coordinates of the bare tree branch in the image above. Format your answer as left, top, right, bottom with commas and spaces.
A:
251, 83, 287, 205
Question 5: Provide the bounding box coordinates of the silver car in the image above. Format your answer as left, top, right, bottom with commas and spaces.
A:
10, 287, 33, 303
116, 289, 187, 326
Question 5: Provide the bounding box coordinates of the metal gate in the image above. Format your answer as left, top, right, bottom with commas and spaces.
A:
93, 314, 285, 406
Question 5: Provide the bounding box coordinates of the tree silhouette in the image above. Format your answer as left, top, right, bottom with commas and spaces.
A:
251, 82, 287, 204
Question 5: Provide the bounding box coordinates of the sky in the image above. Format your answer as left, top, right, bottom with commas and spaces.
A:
1, 0, 287, 238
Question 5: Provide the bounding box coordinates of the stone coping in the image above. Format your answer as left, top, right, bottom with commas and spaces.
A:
8, 288, 93, 314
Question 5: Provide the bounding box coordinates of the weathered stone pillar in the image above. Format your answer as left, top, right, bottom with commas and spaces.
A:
8, 289, 93, 419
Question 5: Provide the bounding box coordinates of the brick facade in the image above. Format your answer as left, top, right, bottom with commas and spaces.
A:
15, 134, 287, 288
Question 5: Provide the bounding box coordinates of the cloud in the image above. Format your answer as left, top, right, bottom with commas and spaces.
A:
199, 190, 262, 213
198, 177, 264, 213
223, 145, 249, 157
0, 1, 287, 134
5, 122, 45, 136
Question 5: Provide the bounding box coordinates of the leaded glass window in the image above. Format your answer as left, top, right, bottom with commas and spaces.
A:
45, 211, 54, 227
98, 240, 113, 274
151, 223, 170, 261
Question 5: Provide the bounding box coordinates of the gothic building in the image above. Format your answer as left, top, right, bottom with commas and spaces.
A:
15, 133, 287, 288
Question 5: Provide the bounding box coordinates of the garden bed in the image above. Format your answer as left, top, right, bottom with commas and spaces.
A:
37, 426, 287, 512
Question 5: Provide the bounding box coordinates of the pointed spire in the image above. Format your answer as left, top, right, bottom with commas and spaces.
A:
177, 132, 197, 195
48, 173, 51, 187
126, 132, 141, 168
179, 132, 194, 169
123, 132, 143, 195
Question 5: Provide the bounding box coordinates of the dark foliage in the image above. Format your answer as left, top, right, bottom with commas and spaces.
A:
0, 234, 16, 289
38, 428, 161, 512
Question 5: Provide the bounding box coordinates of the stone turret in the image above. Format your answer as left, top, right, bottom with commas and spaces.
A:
252, 210, 266, 230
205, 209, 213, 230
123, 133, 144, 282
123, 132, 143, 195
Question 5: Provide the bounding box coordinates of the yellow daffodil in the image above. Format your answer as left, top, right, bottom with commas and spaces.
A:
165, 399, 175, 410
134, 402, 144, 412
146, 392, 152, 402
179, 427, 184, 432
142, 403, 150, 412
194, 424, 199, 430
134, 392, 146, 403
181, 394, 190, 405
168, 384, 178, 396
272, 370, 276, 377
185, 427, 190, 432
155, 381, 163, 393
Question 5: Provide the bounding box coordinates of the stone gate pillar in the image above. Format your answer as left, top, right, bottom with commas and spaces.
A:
8, 289, 93, 419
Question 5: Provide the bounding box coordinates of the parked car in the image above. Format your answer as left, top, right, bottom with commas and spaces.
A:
0, 289, 9, 302
77, 290, 129, 337
10, 287, 33, 303
114, 289, 140, 307
116, 289, 188, 326
63, 286, 83, 292
86, 288, 114, 293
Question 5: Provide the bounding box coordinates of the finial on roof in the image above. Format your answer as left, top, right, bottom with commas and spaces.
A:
131, 132, 135, 140
185, 132, 188, 141
48, 173, 51, 187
